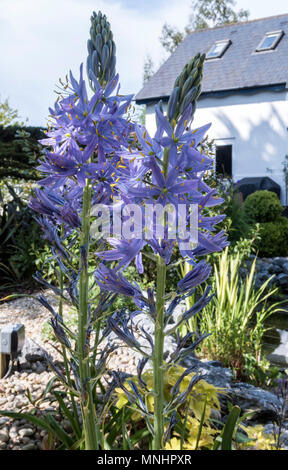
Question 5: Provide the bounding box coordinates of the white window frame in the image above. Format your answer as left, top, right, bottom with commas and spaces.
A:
206, 39, 232, 60
255, 30, 284, 52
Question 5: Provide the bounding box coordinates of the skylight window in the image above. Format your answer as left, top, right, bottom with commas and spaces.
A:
256, 31, 284, 52
206, 40, 231, 59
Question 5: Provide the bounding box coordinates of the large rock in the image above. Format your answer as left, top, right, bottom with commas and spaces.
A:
282, 262, 288, 274
181, 357, 283, 422
276, 273, 288, 288
228, 382, 282, 421
18, 338, 46, 364
269, 264, 282, 274
181, 356, 233, 389
267, 330, 288, 366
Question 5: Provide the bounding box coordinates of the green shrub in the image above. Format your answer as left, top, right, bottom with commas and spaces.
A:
254, 217, 288, 257
243, 190, 283, 223
0, 180, 48, 290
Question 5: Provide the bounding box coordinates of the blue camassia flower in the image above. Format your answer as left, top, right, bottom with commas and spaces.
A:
94, 263, 146, 308
38, 64, 134, 189
97, 101, 228, 267
177, 260, 212, 293
97, 238, 146, 273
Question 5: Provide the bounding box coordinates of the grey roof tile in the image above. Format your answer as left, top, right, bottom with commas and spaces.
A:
135, 14, 288, 102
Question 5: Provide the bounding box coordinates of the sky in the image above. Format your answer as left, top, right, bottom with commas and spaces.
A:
0, 0, 287, 125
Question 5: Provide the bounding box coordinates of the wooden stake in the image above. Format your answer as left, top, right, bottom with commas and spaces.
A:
0, 353, 9, 379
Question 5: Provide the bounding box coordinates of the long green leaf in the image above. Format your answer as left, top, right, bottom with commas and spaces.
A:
195, 396, 207, 451
221, 406, 241, 450
53, 391, 82, 439
44, 413, 75, 449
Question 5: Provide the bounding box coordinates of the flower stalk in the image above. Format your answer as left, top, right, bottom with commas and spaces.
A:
57, 239, 81, 438
153, 255, 167, 449
78, 182, 99, 450
153, 144, 170, 449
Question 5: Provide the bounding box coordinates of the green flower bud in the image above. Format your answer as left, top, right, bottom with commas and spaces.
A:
101, 44, 110, 71
102, 28, 108, 44
180, 75, 195, 101
95, 33, 102, 54
168, 52, 205, 123
179, 86, 198, 115
87, 10, 117, 89
167, 86, 180, 122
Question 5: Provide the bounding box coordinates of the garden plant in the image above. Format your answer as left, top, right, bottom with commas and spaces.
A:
0, 10, 284, 452
243, 190, 288, 257
198, 248, 284, 384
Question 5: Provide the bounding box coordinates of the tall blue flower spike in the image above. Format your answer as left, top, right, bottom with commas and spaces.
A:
29, 7, 228, 449
28, 12, 141, 450
92, 52, 228, 448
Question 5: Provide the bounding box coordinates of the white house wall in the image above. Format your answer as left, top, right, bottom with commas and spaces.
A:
145, 90, 288, 204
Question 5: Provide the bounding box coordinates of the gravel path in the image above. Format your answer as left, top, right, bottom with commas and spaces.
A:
0, 291, 73, 449
1, 291, 287, 451
0, 290, 144, 450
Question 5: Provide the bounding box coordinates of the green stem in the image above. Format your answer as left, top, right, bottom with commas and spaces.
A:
152, 146, 171, 450
92, 319, 101, 366
78, 183, 99, 450
153, 255, 167, 450
57, 257, 81, 438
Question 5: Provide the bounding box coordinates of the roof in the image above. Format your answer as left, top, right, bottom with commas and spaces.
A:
135, 14, 288, 103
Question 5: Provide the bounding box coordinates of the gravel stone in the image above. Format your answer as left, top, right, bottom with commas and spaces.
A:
0, 430, 9, 443
18, 428, 35, 438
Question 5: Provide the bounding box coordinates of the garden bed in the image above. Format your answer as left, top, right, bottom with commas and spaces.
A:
1, 291, 288, 450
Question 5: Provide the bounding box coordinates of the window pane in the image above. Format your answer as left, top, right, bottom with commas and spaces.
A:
206, 40, 230, 59
256, 31, 283, 51
208, 44, 224, 57
258, 35, 277, 50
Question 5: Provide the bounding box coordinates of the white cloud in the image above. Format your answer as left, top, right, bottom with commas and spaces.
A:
0, 0, 191, 125
1, 0, 286, 125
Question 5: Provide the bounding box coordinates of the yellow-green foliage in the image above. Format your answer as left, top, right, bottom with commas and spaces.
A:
240, 425, 284, 451
115, 365, 284, 451
164, 424, 283, 451
115, 365, 223, 450
164, 415, 218, 450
